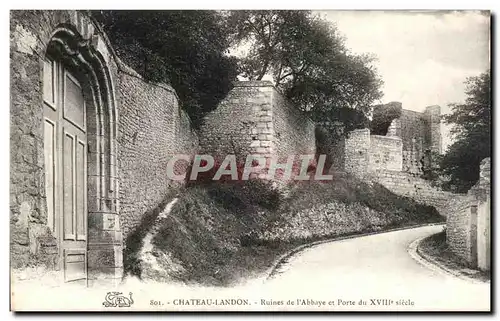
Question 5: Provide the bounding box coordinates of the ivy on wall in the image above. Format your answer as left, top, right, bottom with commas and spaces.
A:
370, 102, 402, 135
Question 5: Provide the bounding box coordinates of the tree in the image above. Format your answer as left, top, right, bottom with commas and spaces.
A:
227, 10, 383, 128
439, 70, 491, 192
370, 102, 403, 135
92, 10, 239, 127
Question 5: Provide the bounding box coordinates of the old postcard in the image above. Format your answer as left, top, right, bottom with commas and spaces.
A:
9, 9, 491, 312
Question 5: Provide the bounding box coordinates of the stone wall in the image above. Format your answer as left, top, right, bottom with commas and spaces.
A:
344, 121, 453, 216
445, 194, 476, 263
343, 103, 446, 216
10, 10, 199, 285
344, 129, 371, 176
11, 15, 49, 270
369, 136, 403, 172
424, 105, 442, 155
345, 129, 403, 174
399, 109, 427, 153
9, 10, 129, 280
271, 84, 316, 161
117, 72, 198, 240
446, 158, 491, 270
388, 106, 442, 174
315, 121, 345, 172
371, 170, 457, 216
198, 82, 268, 158
198, 81, 315, 177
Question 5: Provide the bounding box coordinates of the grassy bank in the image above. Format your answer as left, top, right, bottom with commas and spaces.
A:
418, 231, 490, 282
124, 174, 444, 286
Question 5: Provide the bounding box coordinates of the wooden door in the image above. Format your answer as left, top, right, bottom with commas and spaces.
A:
43, 56, 88, 284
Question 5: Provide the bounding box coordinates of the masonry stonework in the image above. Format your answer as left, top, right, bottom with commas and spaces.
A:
198, 81, 315, 177
446, 158, 491, 270
12, 10, 485, 288
117, 72, 198, 241
315, 121, 345, 172
10, 10, 199, 286
345, 129, 404, 175
371, 171, 456, 215
10, 10, 127, 284
198, 82, 268, 158
401, 106, 442, 173
382, 106, 442, 174
343, 125, 452, 215
342, 103, 450, 215
369, 136, 403, 172
344, 129, 371, 176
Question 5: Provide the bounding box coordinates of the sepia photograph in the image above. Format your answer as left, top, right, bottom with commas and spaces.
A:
8, 7, 491, 312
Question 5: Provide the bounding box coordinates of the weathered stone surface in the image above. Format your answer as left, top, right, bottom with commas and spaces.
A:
344, 105, 441, 176
11, 11, 54, 271
117, 72, 198, 241
368, 170, 456, 216
345, 129, 371, 176
10, 10, 199, 282
271, 85, 316, 164
446, 157, 491, 270
369, 135, 403, 171
198, 81, 315, 179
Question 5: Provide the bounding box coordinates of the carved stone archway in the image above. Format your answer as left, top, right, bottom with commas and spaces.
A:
43, 14, 122, 285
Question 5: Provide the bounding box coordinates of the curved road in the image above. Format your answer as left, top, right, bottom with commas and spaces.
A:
13, 225, 491, 311
263, 225, 490, 311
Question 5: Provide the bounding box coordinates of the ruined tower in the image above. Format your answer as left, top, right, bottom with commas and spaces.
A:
424, 105, 442, 155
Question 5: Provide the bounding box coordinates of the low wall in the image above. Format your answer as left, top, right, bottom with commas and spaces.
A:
372, 170, 456, 216
445, 194, 476, 264
446, 158, 490, 270
345, 129, 403, 174
369, 135, 402, 171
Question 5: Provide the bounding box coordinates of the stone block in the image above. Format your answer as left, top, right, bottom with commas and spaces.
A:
257, 128, 272, 134
88, 246, 121, 269
250, 141, 260, 148
255, 147, 271, 154
260, 141, 271, 147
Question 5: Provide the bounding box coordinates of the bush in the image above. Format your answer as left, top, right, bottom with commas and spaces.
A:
370, 102, 402, 135
126, 172, 443, 286
204, 179, 284, 211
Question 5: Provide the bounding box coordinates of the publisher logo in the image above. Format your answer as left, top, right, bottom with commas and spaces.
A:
102, 292, 134, 308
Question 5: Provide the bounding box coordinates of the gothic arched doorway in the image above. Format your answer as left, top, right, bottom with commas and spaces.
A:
42, 22, 120, 285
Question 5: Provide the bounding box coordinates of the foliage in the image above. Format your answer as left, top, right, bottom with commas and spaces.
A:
420, 151, 443, 183
439, 70, 491, 192
370, 102, 403, 135
92, 10, 382, 130
126, 173, 441, 285
227, 10, 383, 126
281, 175, 442, 224
92, 10, 239, 128
330, 106, 371, 134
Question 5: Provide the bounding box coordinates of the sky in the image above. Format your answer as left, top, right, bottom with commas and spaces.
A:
318, 10, 491, 150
